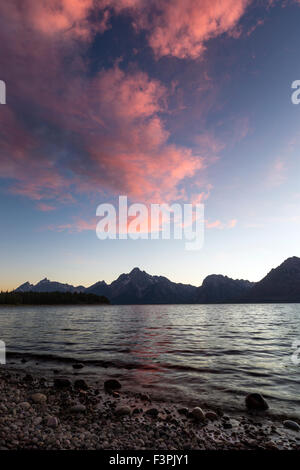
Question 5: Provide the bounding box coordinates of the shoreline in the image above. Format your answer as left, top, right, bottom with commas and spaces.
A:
0, 366, 300, 450
5, 351, 300, 420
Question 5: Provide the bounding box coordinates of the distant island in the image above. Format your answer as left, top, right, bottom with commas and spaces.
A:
0, 291, 110, 306
8, 256, 300, 305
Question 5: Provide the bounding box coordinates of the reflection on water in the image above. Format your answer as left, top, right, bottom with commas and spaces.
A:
0, 303, 300, 416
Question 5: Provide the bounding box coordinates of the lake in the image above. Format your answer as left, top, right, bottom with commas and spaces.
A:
0, 303, 299, 417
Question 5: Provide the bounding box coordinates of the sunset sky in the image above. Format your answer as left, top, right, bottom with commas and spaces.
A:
1, 0, 300, 290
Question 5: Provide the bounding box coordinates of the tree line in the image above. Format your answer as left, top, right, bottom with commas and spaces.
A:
0, 291, 110, 305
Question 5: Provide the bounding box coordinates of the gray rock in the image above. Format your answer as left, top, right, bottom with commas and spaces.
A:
31, 393, 47, 404
104, 379, 121, 392
283, 420, 300, 431
18, 401, 31, 410
245, 393, 269, 411
69, 404, 86, 413
33, 417, 43, 425
47, 416, 59, 428
190, 407, 205, 422
72, 363, 84, 370
115, 405, 131, 417
145, 408, 159, 418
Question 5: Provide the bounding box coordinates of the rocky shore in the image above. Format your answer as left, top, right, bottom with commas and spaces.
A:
0, 367, 300, 450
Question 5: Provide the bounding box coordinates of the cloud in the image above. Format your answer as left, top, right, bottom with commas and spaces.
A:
146, 0, 250, 59
61, 64, 207, 203
206, 219, 237, 229
0, 2, 210, 208
1, 1, 250, 214
12, 0, 96, 39
54, 217, 97, 233
101, 0, 251, 59
37, 203, 57, 212
1, 0, 283, 64
228, 219, 238, 228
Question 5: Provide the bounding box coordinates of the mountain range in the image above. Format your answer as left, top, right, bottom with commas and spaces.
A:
13, 256, 300, 304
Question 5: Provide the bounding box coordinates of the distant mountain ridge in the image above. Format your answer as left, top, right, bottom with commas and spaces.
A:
86, 268, 198, 304
15, 278, 86, 294
244, 256, 300, 302
196, 275, 254, 303
13, 257, 300, 304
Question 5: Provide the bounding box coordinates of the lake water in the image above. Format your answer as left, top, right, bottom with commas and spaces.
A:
0, 303, 300, 417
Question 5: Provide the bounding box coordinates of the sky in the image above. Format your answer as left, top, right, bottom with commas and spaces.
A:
1, 0, 300, 290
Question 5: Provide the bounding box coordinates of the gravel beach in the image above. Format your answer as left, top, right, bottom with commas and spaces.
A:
0, 367, 300, 450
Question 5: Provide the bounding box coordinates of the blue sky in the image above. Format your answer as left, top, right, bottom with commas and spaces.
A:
1, 0, 300, 290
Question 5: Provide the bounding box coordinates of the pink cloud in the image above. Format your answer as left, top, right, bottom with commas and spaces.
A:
49, 217, 97, 233
52, 202, 205, 236
190, 185, 212, 206
101, 0, 251, 59
206, 219, 237, 229
228, 219, 238, 228
0, 2, 228, 209
246, 18, 265, 36
2, 1, 281, 64
55, 64, 208, 203
146, 0, 250, 59
206, 220, 223, 229
21, 0, 96, 39
0, 52, 208, 205
36, 203, 57, 212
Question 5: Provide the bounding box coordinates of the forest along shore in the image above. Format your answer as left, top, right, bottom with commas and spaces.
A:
0, 367, 300, 450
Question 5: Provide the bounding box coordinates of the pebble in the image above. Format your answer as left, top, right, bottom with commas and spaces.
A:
115, 406, 132, 417
145, 408, 159, 418
104, 379, 122, 392
245, 393, 269, 411
190, 407, 206, 422
0, 369, 298, 451
18, 402, 31, 410
33, 417, 43, 425
69, 404, 87, 413
31, 393, 47, 404
47, 416, 59, 428
283, 420, 300, 432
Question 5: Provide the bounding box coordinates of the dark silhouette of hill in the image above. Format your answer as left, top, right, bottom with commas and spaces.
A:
87, 268, 197, 304
13, 257, 300, 304
0, 291, 110, 305
244, 256, 300, 302
196, 275, 254, 303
